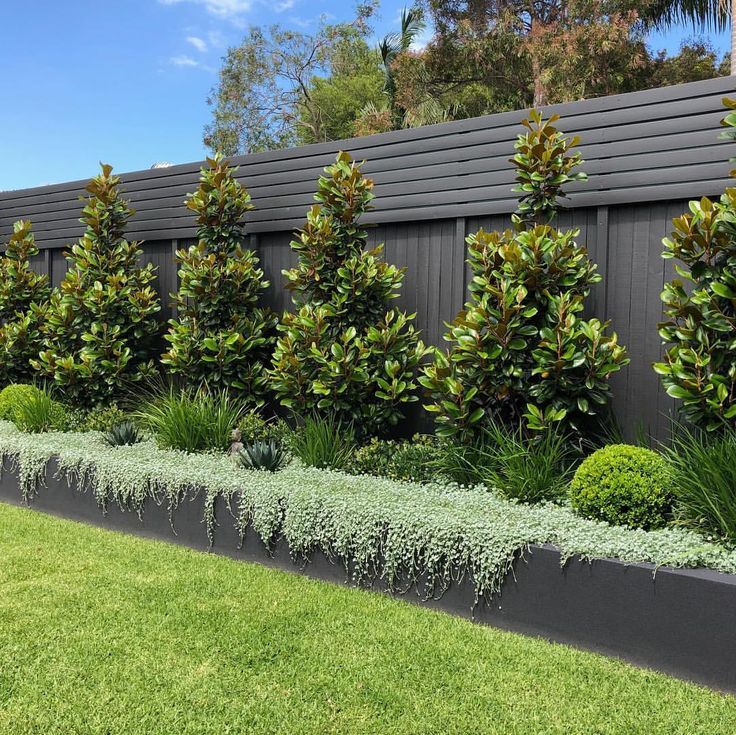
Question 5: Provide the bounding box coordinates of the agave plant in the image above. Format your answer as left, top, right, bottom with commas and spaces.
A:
236, 440, 288, 472
103, 421, 143, 447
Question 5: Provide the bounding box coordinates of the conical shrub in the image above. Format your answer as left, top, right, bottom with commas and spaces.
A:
269, 151, 427, 436
420, 112, 628, 440
34, 164, 161, 405
0, 220, 51, 385
162, 155, 276, 404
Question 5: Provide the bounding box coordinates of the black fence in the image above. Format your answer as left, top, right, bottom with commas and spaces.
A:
1, 75, 734, 439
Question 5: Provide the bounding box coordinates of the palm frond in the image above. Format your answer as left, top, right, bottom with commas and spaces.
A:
642, 0, 730, 32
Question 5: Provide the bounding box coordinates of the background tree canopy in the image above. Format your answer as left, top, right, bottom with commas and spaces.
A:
204, 0, 730, 155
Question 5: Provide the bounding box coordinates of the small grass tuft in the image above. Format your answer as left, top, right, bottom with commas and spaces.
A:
666, 425, 736, 543
438, 422, 574, 502
290, 413, 356, 470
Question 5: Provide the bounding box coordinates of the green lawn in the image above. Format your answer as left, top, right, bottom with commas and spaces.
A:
0, 504, 734, 735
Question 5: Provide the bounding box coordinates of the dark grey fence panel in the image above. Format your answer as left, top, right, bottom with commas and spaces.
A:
603, 200, 687, 440
255, 231, 297, 314
28, 251, 48, 279
368, 219, 466, 348
49, 249, 68, 289
140, 240, 180, 322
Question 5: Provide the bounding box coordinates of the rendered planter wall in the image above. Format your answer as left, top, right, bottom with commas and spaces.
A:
1, 459, 735, 694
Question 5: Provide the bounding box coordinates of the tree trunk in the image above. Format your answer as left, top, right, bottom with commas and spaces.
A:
532, 56, 545, 107
529, 14, 546, 107
732, 0, 736, 74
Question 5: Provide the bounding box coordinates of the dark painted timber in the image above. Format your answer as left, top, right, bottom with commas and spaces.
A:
1, 458, 735, 694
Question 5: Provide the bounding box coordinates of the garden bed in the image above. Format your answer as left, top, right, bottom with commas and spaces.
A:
1, 422, 736, 693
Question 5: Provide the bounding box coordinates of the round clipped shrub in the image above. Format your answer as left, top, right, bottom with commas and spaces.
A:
0, 384, 45, 422
569, 444, 673, 530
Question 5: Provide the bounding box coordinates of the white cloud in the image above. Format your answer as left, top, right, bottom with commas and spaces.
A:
159, 0, 252, 20
410, 28, 432, 52
290, 16, 313, 28
207, 29, 226, 47
170, 54, 200, 66
186, 35, 207, 52
276, 0, 294, 10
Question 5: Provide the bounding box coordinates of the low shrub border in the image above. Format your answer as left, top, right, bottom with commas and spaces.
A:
0, 422, 735, 693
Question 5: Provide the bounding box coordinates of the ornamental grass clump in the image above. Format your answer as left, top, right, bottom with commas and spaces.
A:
0, 384, 45, 423
665, 426, 736, 543
162, 155, 276, 404
135, 386, 246, 453
289, 414, 356, 470
33, 164, 161, 407
438, 422, 574, 503
269, 151, 428, 437
0, 221, 51, 386
654, 99, 736, 431
420, 111, 628, 441
11, 385, 69, 434
569, 444, 674, 530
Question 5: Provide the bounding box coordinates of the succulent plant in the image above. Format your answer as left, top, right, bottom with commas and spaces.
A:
103, 421, 143, 447
236, 440, 288, 472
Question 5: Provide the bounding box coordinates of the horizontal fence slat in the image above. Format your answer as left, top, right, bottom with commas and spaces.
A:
1, 131, 727, 235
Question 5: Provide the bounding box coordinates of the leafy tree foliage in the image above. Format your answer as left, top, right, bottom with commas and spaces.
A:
204, 0, 727, 149
203, 4, 382, 153
352, 7, 451, 136
0, 221, 51, 385
33, 165, 161, 406
648, 39, 730, 86
269, 152, 428, 436
642, 0, 732, 73
654, 99, 736, 430
162, 155, 276, 404
300, 33, 386, 143
388, 1, 729, 119
378, 7, 426, 127
420, 113, 628, 440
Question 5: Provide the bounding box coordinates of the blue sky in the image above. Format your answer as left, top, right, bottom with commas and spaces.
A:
0, 0, 730, 191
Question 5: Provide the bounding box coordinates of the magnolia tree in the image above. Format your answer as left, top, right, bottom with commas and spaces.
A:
269, 151, 427, 436
654, 98, 736, 430
421, 112, 628, 441
0, 221, 51, 385
162, 155, 276, 404
34, 164, 161, 405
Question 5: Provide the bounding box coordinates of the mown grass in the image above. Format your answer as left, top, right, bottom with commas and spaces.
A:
0, 503, 734, 735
